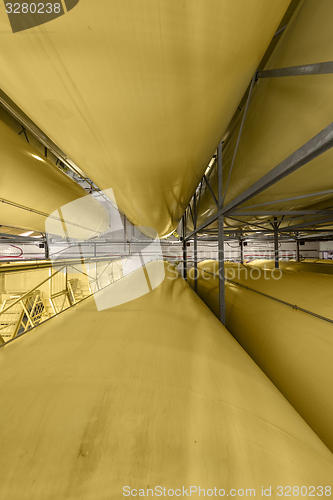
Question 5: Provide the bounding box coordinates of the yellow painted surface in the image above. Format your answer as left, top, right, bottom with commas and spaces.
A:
0, 117, 108, 237
248, 259, 333, 275
194, 0, 333, 230
0, 1, 290, 237
0, 261, 333, 497
0, 264, 333, 500
188, 260, 333, 452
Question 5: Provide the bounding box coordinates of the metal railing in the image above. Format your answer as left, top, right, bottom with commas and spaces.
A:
0, 263, 97, 344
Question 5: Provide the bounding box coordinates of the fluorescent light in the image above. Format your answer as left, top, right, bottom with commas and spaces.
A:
19, 231, 34, 237
31, 154, 44, 162
204, 157, 216, 176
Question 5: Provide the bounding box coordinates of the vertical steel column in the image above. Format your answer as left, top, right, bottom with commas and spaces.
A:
217, 141, 226, 325
240, 238, 244, 264
193, 193, 198, 292
296, 234, 300, 262
273, 217, 279, 269
182, 213, 187, 281
44, 235, 49, 260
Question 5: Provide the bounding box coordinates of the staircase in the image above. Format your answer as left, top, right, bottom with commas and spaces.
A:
0, 274, 93, 344
0, 291, 45, 342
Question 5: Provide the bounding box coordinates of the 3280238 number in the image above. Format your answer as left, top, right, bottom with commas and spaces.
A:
5, 3, 62, 14
277, 486, 331, 497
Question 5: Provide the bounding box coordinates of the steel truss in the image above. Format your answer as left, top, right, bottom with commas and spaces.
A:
181, 59, 333, 323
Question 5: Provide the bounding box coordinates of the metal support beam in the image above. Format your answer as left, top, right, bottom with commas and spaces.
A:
0, 232, 43, 243
223, 72, 256, 204
240, 238, 244, 264
278, 215, 333, 232
257, 61, 333, 79
182, 214, 187, 281
189, 205, 195, 226
223, 122, 333, 215
232, 210, 333, 216
238, 189, 333, 210
203, 174, 218, 208
228, 216, 275, 233
296, 236, 300, 262
193, 193, 198, 293
19, 126, 29, 143
44, 236, 49, 260
273, 218, 279, 269
196, 180, 204, 216
217, 141, 226, 325
273, 24, 287, 38
185, 121, 333, 240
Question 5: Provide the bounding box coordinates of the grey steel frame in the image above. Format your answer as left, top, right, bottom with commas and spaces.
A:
182, 56, 333, 322
2, 53, 333, 324
257, 61, 333, 79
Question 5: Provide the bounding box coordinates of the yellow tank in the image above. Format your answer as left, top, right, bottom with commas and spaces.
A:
0, 261, 332, 497
304, 258, 333, 264
0, 1, 290, 236
0, 117, 108, 238
248, 259, 333, 275
188, 260, 333, 452
194, 0, 333, 231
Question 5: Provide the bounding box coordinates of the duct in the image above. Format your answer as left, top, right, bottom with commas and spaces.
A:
193, 0, 333, 232
0, 118, 109, 239
0, 0, 290, 237
0, 262, 333, 497
188, 260, 333, 452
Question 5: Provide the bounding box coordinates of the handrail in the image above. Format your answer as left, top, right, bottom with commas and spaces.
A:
0, 258, 125, 344
0, 266, 66, 316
